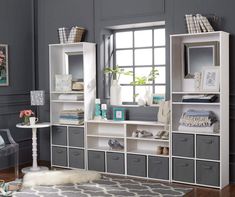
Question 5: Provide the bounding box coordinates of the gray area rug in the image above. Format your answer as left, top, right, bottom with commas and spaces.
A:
12, 175, 192, 197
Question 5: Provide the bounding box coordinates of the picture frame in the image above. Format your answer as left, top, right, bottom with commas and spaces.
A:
0, 44, 9, 86
183, 41, 219, 79
113, 107, 125, 121
201, 67, 220, 92
152, 94, 165, 105
55, 74, 72, 92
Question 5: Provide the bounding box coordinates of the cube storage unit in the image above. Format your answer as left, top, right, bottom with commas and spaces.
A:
170, 31, 229, 188
86, 120, 170, 181
49, 42, 96, 169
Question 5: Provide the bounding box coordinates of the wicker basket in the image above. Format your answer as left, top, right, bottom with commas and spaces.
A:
58, 26, 85, 44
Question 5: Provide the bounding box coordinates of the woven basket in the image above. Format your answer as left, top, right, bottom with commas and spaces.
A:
73, 27, 85, 42
58, 26, 86, 43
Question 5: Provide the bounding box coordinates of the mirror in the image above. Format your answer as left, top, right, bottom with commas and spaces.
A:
183, 41, 219, 78
65, 52, 84, 81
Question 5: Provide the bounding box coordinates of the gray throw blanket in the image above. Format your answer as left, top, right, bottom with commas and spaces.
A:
179, 110, 217, 127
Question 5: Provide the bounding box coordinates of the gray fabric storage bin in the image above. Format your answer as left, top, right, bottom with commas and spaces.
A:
127, 154, 146, 177
148, 156, 169, 180
172, 133, 194, 157
196, 160, 220, 186
52, 146, 67, 166
173, 158, 194, 183
52, 126, 67, 146
69, 148, 84, 169
69, 127, 84, 147
107, 152, 125, 174
88, 150, 105, 172
196, 135, 220, 160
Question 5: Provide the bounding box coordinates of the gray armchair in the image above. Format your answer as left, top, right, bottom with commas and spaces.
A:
0, 129, 19, 179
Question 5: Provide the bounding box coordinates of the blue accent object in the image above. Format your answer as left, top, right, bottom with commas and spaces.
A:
113, 107, 125, 121
95, 101, 101, 117
102, 109, 107, 119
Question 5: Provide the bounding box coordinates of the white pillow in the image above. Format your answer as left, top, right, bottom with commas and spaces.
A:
0, 135, 5, 149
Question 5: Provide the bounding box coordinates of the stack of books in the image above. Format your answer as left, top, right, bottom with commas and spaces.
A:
185, 14, 214, 33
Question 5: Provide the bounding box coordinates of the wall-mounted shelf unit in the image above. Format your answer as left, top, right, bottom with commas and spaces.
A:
170, 31, 229, 189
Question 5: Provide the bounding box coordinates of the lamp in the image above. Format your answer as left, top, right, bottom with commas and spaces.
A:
30, 90, 45, 106
30, 90, 45, 120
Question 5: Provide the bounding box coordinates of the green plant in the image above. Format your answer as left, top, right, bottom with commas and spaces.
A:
131, 68, 159, 98
131, 68, 159, 85
104, 65, 133, 82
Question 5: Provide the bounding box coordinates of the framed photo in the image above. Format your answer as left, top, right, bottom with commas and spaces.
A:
201, 67, 220, 92
113, 107, 125, 121
55, 74, 72, 92
152, 94, 165, 105
0, 45, 9, 86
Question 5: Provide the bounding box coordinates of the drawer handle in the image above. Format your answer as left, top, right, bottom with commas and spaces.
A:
133, 158, 141, 163
180, 138, 188, 142
153, 161, 162, 164
203, 140, 213, 144
56, 150, 63, 154
111, 156, 120, 160
202, 165, 213, 170
179, 163, 189, 167
73, 152, 80, 156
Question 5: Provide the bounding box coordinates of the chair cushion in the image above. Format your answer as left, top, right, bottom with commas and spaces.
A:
0, 135, 5, 149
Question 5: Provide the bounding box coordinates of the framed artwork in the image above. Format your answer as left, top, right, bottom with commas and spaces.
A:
183, 41, 219, 78
0, 45, 9, 86
152, 94, 165, 105
55, 74, 72, 92
201, 67, 220, 92
113, 107, 125, 121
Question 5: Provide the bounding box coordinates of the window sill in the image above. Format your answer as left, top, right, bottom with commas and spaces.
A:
111, 104, 159, 108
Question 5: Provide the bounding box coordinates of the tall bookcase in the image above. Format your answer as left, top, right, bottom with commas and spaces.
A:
170, 31, 229, 189
49, 42, 96, 169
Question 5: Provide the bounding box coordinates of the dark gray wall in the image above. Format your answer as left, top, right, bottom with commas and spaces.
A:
36, 0, 95, 160
0, 0, 35, 168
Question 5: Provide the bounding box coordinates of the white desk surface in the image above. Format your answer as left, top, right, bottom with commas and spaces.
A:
16, 122, 51, 129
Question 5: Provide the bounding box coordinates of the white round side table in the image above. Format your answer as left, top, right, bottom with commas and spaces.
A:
16, 122, 51, 173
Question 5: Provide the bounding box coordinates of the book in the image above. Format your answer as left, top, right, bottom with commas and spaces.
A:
196, 14, 207, 32
193, 16, 201, 33
68, 27, 76, 43
185, 15, 191, 33
189, 15, 196, 33
201, 16, 214, 32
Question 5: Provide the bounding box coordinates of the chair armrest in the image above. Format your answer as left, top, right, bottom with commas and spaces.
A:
0, 129, 17, 144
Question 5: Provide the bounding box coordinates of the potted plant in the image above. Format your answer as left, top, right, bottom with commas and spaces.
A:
104, 66, 132, 105
131, 68, 159, 106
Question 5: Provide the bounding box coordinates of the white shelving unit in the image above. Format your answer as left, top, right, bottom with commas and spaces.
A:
170, 31, 229, 189
49, 42, 96, 170
86, 120, 170, 181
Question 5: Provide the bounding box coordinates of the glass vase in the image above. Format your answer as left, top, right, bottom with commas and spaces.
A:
24, 116, 30, 125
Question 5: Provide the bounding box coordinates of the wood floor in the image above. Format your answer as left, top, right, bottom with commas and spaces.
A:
0, 162, 235, 197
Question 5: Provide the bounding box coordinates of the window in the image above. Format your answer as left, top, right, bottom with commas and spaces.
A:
114, 27, 166, 104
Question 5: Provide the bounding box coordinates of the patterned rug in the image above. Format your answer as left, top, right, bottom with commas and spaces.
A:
12, 175, 192, 197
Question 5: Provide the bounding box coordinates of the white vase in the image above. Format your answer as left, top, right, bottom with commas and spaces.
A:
144, 87, 152, 106
110, 79, 122, 105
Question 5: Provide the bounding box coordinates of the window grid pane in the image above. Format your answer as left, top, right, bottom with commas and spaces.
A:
114, 27, 166, 104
